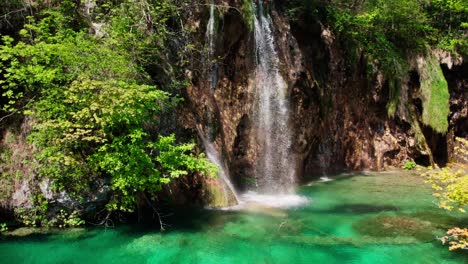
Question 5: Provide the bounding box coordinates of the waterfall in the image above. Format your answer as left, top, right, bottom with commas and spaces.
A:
251, 0, 295, 193
318, 141, 333, 182
199, 133, 240, 203
202, 1, 239, 204
206, 1, 218, 89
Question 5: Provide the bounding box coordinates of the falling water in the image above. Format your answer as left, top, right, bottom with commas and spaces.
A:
318, 142, 333, 182
199, 134, 240, 203
206, 1, 218, 89
251, 0, 295, 193
201, 1, 239, 204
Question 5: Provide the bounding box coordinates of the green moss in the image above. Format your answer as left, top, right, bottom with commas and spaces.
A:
387, 78, 401, 117
419, 55, 450, 134
204, 179, 234, 208
406, 105, 433, 161
241, 0, 254, 31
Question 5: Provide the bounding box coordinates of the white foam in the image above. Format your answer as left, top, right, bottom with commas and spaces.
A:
319, 176, 334, 182
239, 192, 310, 209
209, 192, 310, 211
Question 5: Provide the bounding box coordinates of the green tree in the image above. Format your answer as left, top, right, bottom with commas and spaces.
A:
0, 0, 214, 225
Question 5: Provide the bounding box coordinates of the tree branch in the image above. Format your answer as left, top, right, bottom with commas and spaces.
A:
143, 193, 166, 231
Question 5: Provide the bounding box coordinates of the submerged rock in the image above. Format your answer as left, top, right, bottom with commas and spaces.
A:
4, 227, 45, 237
354, 215, 435, 241
330, 204, 399, 214
3, 227, 87, 238
283, 235, 420, 247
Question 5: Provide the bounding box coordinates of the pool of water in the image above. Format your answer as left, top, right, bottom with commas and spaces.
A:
1, 171, 467, 263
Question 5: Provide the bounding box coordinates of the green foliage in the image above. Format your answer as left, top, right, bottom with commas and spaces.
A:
423, 137, 467, 250
426, 0, 468, 54
424, 167, 468, 212
0, 0, 214, 221
29, 77, 171, 195
56, 210, 85, 228
285, 0, 466, 121
15, 193, 49, 227
0, 223, 8, 233
241, 0, 254, 31
0, 147, 14, 202
419, 55, 450, 134
287, 0, 467, 56
403, 161, 417, 170
98, 134, 216, 212
327, 0, 427, 73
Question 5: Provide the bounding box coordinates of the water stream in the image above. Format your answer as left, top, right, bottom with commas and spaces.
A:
206, 0, 218, 90
202, 1, 239, 204
252, 0, 295, 193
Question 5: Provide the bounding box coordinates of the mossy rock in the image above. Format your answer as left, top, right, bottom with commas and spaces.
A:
3, 227, 88, 238
58, 228, 89, 240
4, 227, 49, 237
203, 178, 237, 208
354, 215, 435, 241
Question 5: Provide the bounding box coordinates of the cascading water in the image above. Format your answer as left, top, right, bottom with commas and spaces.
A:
318, 142, 333, 182
198, 133, 239, 203
251, 0, 295, 193
201, 1, 239, 204
205, 1, 218, 90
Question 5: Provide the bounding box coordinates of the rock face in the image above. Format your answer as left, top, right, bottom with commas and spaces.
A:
0, 1, 466, 215
182, 1, 467, 190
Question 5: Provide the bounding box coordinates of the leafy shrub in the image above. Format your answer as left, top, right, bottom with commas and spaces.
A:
56, 210, 85, 228
423, 137, 468, 250
0, 223, 8, 233
441, 227, 468, 251
1, 0, 215, 223
402, 161, 417, 170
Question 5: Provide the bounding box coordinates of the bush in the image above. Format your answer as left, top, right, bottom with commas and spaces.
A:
402, 161, 417, 170
0, 0, 215, 223
423, 137, 468, 250
0, 223, 8, 233
441, 227, 468, 251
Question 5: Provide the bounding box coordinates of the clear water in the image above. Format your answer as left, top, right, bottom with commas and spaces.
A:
1, 172, 467, 263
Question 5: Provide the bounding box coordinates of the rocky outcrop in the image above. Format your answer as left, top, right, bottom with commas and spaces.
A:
0, 118, 111, 221
182, 0, 467, 190
1, 1, 466, 217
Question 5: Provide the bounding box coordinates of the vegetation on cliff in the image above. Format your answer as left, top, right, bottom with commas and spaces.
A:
0, 0, 213, 227
286, 0, 466, 131
0, 0, 466, 238
419, 55, 450, 134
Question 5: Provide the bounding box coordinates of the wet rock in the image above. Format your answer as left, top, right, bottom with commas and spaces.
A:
182, 2, 467, 182
4, 227, 48, 237
203, 178, 237, 208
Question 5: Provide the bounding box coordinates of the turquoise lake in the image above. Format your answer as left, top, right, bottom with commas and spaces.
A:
1, 171, 467, 263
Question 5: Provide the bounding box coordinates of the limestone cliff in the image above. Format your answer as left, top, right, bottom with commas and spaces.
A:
181, 0, 467, 190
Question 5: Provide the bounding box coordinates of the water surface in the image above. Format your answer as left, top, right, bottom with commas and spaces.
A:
1, 172, 466, 263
